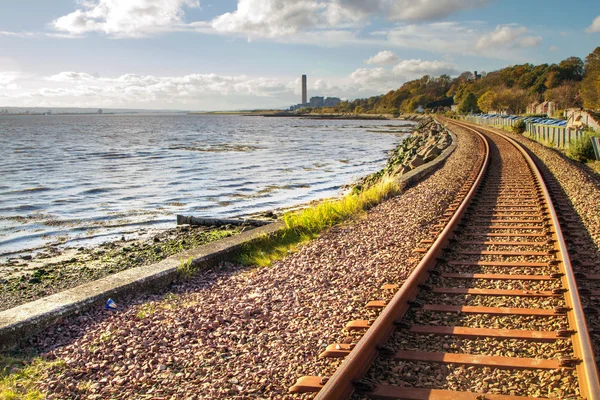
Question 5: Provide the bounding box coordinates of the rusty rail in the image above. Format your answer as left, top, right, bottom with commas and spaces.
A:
289, 121, 490, 398
454, 119, 600, 400
289, 118, 600, 399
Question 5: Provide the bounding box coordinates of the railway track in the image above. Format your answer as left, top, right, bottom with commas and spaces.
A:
289, 119, 600, 399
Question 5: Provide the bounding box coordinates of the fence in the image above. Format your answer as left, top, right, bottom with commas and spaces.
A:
592, 137, 600, 161
462, 115, 587, 151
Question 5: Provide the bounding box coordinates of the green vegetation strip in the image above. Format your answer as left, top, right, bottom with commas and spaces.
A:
236, 175, 402, 267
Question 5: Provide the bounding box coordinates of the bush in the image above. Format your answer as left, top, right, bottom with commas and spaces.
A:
566, 134, 595, 162
512, 119, 526, 134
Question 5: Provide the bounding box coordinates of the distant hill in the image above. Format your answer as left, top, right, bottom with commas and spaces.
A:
314, 46, 600, 116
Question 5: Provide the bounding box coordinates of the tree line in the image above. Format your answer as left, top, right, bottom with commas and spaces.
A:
314, 47, 600, 116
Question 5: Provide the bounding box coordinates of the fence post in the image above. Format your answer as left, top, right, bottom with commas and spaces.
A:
591, 137, 600, 161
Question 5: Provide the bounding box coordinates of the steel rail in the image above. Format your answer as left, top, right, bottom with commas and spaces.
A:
452, 119, 600, 400
310, 121, 491, 399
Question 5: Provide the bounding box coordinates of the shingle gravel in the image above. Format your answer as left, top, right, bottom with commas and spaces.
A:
20, 124, 482, 399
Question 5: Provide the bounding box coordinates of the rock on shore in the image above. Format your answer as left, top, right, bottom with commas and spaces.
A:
354, 117, 452, 190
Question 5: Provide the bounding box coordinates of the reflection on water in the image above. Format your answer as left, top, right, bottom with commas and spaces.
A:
0, 114, 412, 256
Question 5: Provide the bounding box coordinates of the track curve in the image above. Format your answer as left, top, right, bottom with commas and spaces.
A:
289, 118, 600, 399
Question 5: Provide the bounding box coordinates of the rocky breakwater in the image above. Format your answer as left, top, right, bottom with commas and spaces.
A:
354, 118, 453, 190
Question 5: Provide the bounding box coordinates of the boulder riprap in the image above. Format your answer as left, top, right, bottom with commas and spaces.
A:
353, 117, 452, 191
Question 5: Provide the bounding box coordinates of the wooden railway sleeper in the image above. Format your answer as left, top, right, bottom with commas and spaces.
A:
290, 120, 600, 399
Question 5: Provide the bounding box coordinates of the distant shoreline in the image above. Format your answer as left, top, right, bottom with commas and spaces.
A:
191, 110, 430, 121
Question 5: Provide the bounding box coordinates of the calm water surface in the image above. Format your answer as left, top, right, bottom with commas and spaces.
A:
0, 114, 411, 256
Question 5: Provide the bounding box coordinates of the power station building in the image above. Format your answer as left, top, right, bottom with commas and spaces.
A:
290, 74, 341, 111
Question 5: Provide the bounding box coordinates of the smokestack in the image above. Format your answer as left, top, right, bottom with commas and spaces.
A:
302, 75, 307, 105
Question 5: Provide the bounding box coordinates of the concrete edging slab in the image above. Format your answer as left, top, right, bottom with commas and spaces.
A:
0, 222, 283, 351
0, 125, 457, 351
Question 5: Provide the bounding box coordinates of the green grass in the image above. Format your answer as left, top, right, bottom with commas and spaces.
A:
0, 355, 64, 400
235, 175, 403, 267
177, 256, 194, 277
566, 131, 598, 162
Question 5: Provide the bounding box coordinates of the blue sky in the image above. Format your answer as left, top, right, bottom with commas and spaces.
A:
1, 0, 599, 110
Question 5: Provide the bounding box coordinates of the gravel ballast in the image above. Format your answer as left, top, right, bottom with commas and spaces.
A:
12, 125, 481, 399
477, 125, 600, 359
358, 125, 582, 399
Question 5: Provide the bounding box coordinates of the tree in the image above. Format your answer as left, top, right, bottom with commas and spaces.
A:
544, 68, 562, 89
458, 92, 480, 114
544, 81, 582, 110
559, 57, 584, 81
308, 48, 595, 116
457, 71, 474, 82
477, 91, 496, 113
454, 83, 474, 105
581, 47, 600, 109
494, 87, 529, 114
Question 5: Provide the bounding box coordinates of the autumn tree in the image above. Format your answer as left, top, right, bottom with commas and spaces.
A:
581, 47, 600, 109
544, 81, 582, 109
494, 87, 529, 114
477, 91, 496, 113
458, 92, 480, 114
559, 57, 584, 81
317, 47, 595, 116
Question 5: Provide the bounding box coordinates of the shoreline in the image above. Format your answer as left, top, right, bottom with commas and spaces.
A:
0, 116, 463, 399
0, 224, 242, 312
0, 124, 417, 311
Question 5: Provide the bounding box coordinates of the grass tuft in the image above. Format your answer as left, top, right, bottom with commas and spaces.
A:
0, 355, 64, 400
236, 175, 402, 267
177, 256, 194, 277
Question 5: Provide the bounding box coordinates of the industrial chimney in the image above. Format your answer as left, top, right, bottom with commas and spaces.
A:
302, 74, 307, 105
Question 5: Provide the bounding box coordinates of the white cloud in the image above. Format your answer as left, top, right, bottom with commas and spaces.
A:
349, 67, 396, 90
0, 72, 24, 91
0, 73, 19, 85
386, 0, 489, 21
211, 0, 327, 38
46, 72, 97, 82
50, 0, 491, 39
0, 31, 37, 38
475, 25, 541, 51
385, 22, 541, 59
365, 50, 399, 65
3, 63, 458, 109
392, 59, 457, 76
346, 58, 458, 93
209, 0, 490, 39
51, 0, 200, 38
3, 71, 304, 109
586, 15, 600, 33
549, 45, 559, 52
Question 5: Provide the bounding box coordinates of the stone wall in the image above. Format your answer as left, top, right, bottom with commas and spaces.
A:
566, 109, 600, 133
